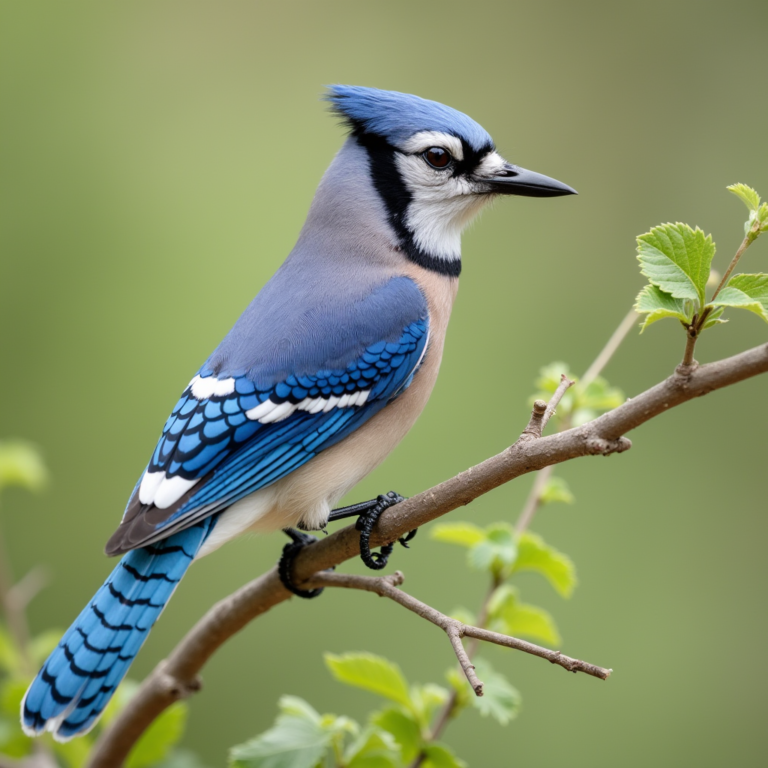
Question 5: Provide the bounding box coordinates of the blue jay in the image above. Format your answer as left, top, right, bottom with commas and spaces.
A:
22, 85, 575, 741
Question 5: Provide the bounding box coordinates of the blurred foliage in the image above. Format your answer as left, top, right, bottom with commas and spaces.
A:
0, 442, 48, 494
0, 444, 208, 768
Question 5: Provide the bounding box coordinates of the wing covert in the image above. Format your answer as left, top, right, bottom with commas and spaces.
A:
107, 313, 428, 554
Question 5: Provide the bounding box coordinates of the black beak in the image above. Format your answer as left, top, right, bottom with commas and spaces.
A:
481, 162, 577, 198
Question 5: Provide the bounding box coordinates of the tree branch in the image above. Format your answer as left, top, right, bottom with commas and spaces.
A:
86, 341, 768, 768
306, 571, 611, 687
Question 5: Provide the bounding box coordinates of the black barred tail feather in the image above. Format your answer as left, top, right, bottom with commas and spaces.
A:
21, 518, 215, 741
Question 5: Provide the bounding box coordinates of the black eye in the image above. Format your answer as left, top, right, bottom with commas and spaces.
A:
423, 147, 452, 169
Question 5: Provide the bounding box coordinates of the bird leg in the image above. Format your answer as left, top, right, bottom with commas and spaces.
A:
279, 493, 416, 597
327, 491, 417, 570
278, 529, 327, 599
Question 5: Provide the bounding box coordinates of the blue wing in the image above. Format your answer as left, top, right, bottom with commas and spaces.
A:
106, 277, 429, 554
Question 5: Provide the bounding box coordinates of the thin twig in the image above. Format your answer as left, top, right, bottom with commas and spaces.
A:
306, 571, 611, 684
681, 328, 699, 370
710, 224, 758, 303
518, 309, 636, 534
87, 342, 768, 768
542, 375, 575, 431
579, 308, 638, 391
7, 568, 49, 618
0, 519, 32, 674
515, 464, 555, 535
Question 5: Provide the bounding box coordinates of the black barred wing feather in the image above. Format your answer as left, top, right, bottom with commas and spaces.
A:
107, 318, 428, 553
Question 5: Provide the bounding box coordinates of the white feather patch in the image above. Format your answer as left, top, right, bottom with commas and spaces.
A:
245, 399, 278, 421
395, 153, 490, 261
398, 131, 464, 160
258, 400, 294, 424
189, 375, 236, 400
153, 475, 199, 509
245, 391, 371, 423
138, 470, 165, 505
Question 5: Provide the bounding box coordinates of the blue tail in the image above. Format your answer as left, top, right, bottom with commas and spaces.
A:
21, 518, 215, 741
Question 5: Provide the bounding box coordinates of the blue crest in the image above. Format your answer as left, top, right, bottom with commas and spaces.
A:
326, 85, 494, 153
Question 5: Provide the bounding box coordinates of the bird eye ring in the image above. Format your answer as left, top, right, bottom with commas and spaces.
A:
423, 147, 452, 169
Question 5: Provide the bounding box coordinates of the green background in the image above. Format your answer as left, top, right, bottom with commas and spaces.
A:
2, 2, 767, 766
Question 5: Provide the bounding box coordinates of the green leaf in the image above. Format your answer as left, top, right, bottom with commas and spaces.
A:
466, 523, 517, 576
471, 658, 521, 726
345, 727, 400, 768
634, 284, 691, 331
530, 362, 577, 420
126, 701, 188, 768
229, 713, 331, 768
709, 274, 768, 323
727, 183, 761, 212
422, 743, 467, 768
758, 202, 768, 231
370, 708, 421, 764
539, 476, 574, 506
325, 653, 411, 709
0, 678, 30, 718
512, 532, 576, 598
0, 715, 32, 758
637, 223, 715, 306
444, 669, 472, 715
534, 362, 576, 395
277, 696, 321, 724
506, 603, 561, 646
101, 679, 140, 727
0, 441, 48, 493
487, 585, 562, 646
409, 684, 449, 730
569, 376, 625, 427
703, 306, 727, 329
429, 522, 486, 548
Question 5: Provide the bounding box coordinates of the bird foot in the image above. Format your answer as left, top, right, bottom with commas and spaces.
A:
278, 528, 328, 599
343, 491, 416, 570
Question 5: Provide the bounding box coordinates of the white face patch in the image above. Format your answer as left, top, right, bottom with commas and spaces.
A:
189, 375, 236, 399
474, 151, 506, 177
399, 131, 464, 160
392, 132, 506, 262
395, 152, 491, 261
245, 390, 370, 424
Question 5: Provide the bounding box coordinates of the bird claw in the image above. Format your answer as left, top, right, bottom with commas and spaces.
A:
278, 528, 331, 599
354, 491, 409, 570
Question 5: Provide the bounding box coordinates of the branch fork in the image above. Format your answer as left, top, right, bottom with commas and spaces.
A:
306, 571, 612, 692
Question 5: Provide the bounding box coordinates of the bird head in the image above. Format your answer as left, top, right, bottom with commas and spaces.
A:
327, 85, 576, 276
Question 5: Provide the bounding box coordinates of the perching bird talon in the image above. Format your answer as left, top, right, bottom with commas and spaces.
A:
278, 528, 326, 599
398, 528, 418, 548
354, 491, 407, 570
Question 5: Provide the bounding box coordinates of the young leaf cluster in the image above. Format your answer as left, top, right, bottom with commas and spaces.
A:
431, 523, 576, 645
530, 363, 624, 429
634, 184, 768, 335
229, 653, 469, 768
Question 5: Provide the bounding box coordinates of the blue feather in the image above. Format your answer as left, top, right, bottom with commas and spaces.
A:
326, 85, 494, 153
22, 519, 216, 741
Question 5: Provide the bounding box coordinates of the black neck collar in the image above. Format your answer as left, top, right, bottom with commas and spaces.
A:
354, 131, 462, 278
